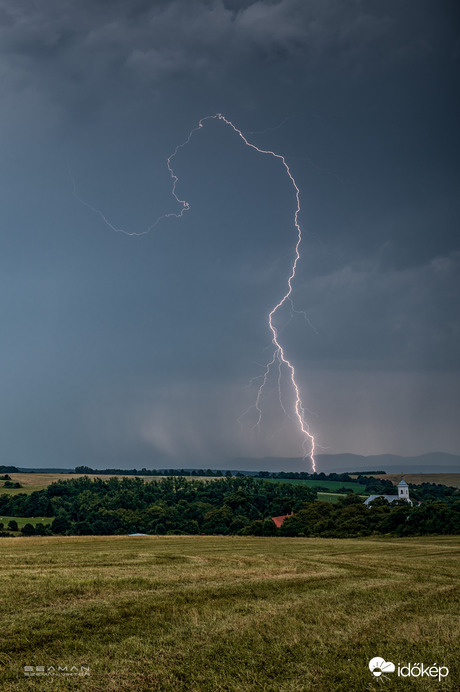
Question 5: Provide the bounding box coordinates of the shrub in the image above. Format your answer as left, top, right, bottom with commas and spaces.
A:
51, 517, 71, 534
21, 523, 36, 536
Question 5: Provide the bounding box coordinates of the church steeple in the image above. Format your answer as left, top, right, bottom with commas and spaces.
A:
397, 477, 410, 501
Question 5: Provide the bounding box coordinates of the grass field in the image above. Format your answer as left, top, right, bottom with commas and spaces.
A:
0, 516, 52, 530
0, 474, 218, 495
0, 473, 161, 496
0, 535, 458, 691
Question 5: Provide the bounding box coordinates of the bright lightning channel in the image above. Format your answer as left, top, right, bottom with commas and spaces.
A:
72, 113, 316, 471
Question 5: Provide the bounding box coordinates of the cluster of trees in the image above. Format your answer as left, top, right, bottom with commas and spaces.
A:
0, 476, 316, 536
403, 482, 459, 502
276, 495, 460, 537
74, 468, 368, 481
75, 466, 237, 477
256, 471, 364, 480
241, 495, 460, 538
0, 474, 458, 538
357, 476, 459, 502
358, 476, 397, 495
0, 490, 53, 517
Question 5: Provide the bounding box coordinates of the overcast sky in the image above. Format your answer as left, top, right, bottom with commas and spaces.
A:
1, 0, 459, 470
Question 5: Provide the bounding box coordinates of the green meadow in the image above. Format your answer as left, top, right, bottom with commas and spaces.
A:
0, 516, 52, 530
0, 535, 458, 691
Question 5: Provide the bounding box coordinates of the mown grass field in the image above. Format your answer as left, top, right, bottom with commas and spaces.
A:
0, 535, 458, 691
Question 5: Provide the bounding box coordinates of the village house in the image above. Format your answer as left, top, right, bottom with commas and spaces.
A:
271, 513, 293, 528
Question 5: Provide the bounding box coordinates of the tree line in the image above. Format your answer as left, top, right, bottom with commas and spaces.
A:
74, 467, 459, 501
0, 475, 459, 538
0, 476, 315, 536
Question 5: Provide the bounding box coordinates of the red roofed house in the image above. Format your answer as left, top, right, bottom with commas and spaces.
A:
271, 513, 292, 528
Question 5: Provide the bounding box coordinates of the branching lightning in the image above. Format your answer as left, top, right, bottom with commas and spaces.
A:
71, 113, 316, 471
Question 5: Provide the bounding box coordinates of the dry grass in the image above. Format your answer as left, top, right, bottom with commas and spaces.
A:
351, 473, 460, 488
0, 474, 217, 495
0, 535, 458, 691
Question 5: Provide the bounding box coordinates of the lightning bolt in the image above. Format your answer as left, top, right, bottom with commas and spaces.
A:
71, 113, 317, 471
215, 115, 316, 470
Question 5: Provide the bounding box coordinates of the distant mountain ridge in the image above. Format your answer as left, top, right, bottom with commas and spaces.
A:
15, 452, 460, 475
230, 452, 460, 474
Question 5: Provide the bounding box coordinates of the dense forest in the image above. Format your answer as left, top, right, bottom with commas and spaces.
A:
0, 475, 459, 537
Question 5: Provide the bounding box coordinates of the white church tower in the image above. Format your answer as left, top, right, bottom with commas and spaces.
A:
397, 478, 412, 504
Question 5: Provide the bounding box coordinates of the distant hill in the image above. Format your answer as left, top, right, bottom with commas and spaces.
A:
17, 467, 75, 473
230, 453, 460, 474
14, 453, 460, 476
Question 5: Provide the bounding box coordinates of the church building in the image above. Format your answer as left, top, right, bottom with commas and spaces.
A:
363, 478, 413, 507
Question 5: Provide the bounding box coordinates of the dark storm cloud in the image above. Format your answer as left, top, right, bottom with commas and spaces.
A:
0, 0, 401, 110
0, 0, 459, 466
292, 249, 460, 370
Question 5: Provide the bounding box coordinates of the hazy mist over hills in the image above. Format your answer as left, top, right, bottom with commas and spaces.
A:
229, 453, 460, 474
16, 452, 460, 475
